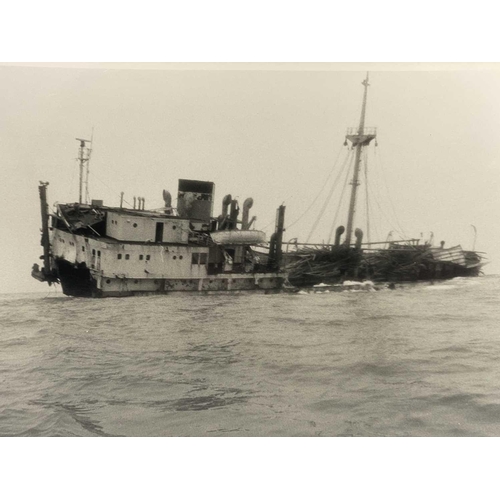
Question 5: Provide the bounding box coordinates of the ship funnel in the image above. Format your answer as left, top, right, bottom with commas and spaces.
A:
334, 226, 345, 247
355, 228, 363, 249
177, 179, 215, 221
163, 190, 172, 208
242, 198, 253, 229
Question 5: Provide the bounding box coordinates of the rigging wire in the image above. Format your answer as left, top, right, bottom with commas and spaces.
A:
373, 147, 407, 239
326, 152, 353, 243
305, 148, 353, 242
367, 162, 381, 243
363, 147, 370, 245
368, 147, 383, 243
284, 146, 348, 231
90, 171, 134, 208
367, 180, 407, 240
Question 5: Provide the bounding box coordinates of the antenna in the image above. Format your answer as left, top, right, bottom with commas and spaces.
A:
76, 135, 92, 204
85, 128, 94, 204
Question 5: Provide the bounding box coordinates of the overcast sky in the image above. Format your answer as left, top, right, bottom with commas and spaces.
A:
2, 63, 499, 293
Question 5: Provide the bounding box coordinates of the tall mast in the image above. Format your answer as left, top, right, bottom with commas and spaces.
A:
76, 137, 92, 204
344, 73, 376, 246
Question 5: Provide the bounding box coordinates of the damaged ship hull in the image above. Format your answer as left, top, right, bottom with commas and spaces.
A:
285, 244, 484, 288
33, 177, 286, 298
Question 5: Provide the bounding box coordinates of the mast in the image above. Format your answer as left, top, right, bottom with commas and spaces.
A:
344, 73, 376, 246
76, 137, 92, 204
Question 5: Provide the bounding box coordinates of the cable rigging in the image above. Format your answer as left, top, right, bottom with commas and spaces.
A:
305, 148, 353, 242
326, 151, 353, 244
284, 146, 349, 232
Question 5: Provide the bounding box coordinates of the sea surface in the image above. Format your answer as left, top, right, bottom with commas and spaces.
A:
1, 275, 500, 437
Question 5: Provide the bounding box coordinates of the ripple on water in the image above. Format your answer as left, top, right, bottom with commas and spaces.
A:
1, 279, 500, 436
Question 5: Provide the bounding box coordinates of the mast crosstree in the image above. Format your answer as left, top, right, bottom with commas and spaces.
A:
344, 73, 377, 246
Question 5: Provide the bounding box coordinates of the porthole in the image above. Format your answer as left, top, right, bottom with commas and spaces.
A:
172, 225, 177, 230
106, 279, 111, 284
179, 255, 183, 260
173, 255, 177, 260
133, 223, 138, 228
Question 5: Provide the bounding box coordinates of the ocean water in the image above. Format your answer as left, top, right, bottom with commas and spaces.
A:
1, 275, 500, 437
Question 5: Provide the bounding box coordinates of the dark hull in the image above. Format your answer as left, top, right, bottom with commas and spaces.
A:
54, 259, 284, 298
55, 259, 97, 297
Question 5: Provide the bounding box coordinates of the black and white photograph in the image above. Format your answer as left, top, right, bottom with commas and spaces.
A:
1, 2, 499, 498
2, 63, 499, 437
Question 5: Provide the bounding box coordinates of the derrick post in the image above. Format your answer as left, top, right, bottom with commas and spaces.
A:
38, 181, 52, 278
270, 205, 286, 269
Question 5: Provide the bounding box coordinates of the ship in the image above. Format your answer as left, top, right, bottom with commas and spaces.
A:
283, 73, 486, 287
32, 140, 286, 297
